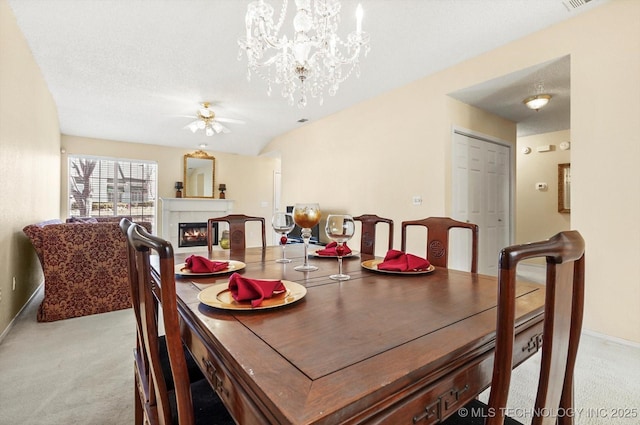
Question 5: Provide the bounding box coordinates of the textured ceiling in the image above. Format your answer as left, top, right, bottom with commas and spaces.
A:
450, 55, 571, 138
7, 0, 603, 156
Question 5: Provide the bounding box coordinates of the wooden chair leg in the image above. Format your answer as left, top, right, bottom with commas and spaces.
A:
134, 376, 143, 424
134, 394, 143, 424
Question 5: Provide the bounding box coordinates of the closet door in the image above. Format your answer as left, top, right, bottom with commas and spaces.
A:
452, 131, 511, 275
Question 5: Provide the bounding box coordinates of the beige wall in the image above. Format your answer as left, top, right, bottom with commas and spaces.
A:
0, 0, 61, 335
61, 135, 279, 247
263, 84, 516, 257
264, 1, 640, 343
516, 130, 571, 246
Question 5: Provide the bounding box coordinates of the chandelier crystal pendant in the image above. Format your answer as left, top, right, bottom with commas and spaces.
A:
238, 0, 370, 108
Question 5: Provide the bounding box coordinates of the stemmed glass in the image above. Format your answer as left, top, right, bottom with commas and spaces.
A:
293, 203, 322, 272
325, 214, 355, 280
271, 212, 295, 263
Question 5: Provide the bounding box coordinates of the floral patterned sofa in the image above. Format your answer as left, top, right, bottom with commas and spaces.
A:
23, 217, 151, 322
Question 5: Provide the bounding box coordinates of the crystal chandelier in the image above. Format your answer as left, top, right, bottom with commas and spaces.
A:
238, 0, 370, 108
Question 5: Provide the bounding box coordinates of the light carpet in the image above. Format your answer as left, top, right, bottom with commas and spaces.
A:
0, 288, 134, 425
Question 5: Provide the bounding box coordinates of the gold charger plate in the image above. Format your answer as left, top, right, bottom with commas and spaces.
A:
310, 249, 359, 258
198, 280, 307, 310
175, 260, 246, 276
361, 259, 435, 275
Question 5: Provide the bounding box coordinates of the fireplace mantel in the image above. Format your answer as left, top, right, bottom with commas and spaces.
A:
160, 198, 234, 252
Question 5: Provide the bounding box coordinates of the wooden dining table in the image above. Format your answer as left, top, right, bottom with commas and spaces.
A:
152, 244, 545, 425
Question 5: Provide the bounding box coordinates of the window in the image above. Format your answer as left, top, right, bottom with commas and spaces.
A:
68, 155, 157, 228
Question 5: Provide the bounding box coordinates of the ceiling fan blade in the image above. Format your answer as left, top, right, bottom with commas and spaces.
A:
212, 121, 230, 134
183, 120, 200, 132
215, 117, 245, 125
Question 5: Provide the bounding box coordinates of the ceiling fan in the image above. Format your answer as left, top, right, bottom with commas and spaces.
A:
184, 102, 244, 136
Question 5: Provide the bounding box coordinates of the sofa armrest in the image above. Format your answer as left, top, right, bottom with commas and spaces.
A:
23, 219, 64, 266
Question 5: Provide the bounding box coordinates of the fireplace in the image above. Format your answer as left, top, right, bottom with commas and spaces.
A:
178, 222, 218, 248
160, 198, 233, 252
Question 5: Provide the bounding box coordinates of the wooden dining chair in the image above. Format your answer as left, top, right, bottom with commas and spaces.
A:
207, 214, 266, 252
400, 217, 479, 272
353, 214, 394, 255
442, 230, 585, 425
119, 218, 234, 425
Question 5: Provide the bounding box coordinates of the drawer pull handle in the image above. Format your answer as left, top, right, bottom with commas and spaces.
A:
202, 357, 228, 396
413, 400, 439, 424
522, 333, 544, 353
443, 385, 470, 411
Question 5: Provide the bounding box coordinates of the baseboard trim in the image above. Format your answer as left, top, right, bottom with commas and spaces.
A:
583, 329, 640, 349
0, 283, 43, 344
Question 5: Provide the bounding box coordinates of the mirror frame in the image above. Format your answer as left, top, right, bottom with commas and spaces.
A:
183, 150, 216, 198
558, 163, 571, 213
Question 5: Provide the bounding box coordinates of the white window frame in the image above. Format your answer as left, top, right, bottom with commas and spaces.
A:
68, 155, 157, 230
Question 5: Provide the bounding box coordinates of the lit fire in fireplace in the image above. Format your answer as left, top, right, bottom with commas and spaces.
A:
178, 222, 218, 248
183, 228, 206, 242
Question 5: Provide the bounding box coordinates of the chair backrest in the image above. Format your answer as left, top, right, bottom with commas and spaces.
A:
353, 214, 394, 256
400, 217, 479, 272
120, 218, 195, 425
207, 214, 266, 252
486, 230, 585, 425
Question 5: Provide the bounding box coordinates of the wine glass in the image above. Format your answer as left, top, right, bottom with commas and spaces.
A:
325, 214, 356, 281
271, 212, 295, 263
293, 203, 322, 272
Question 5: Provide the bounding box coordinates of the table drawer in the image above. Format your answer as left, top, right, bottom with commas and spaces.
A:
369, 319, 544, 424
184, 328, 275, 425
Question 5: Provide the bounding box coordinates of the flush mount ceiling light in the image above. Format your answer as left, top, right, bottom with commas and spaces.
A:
238, 0, 370, 108
523, 94, 552, 111
523, 81, 551, 111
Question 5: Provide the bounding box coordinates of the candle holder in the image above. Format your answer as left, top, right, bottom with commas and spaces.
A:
218, 183, 227, 199
175, 181, 183, 198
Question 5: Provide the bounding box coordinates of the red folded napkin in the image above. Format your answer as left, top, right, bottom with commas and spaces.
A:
377, 250, 431, 272
228, 273, 287, 308
316, 242, 352, 256
184, 255, 229, 273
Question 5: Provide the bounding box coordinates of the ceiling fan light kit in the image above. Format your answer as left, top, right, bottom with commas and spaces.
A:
238, 0, 370, 108
185, 102, 232, 136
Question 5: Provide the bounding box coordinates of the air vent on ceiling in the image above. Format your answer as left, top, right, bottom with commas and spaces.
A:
561, 0, 593, 11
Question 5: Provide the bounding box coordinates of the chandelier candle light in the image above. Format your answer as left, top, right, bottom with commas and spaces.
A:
238, 0, 370, 108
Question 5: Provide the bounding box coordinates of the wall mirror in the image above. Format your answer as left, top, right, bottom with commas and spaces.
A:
558, 163, 571, 213
184, 150, 215, 198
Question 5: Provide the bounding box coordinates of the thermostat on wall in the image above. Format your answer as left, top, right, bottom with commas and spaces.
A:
536, 145, 553, 152
559, 141, 571, 150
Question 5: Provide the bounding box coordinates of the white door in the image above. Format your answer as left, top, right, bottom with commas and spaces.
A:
451, 130, 511, 275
